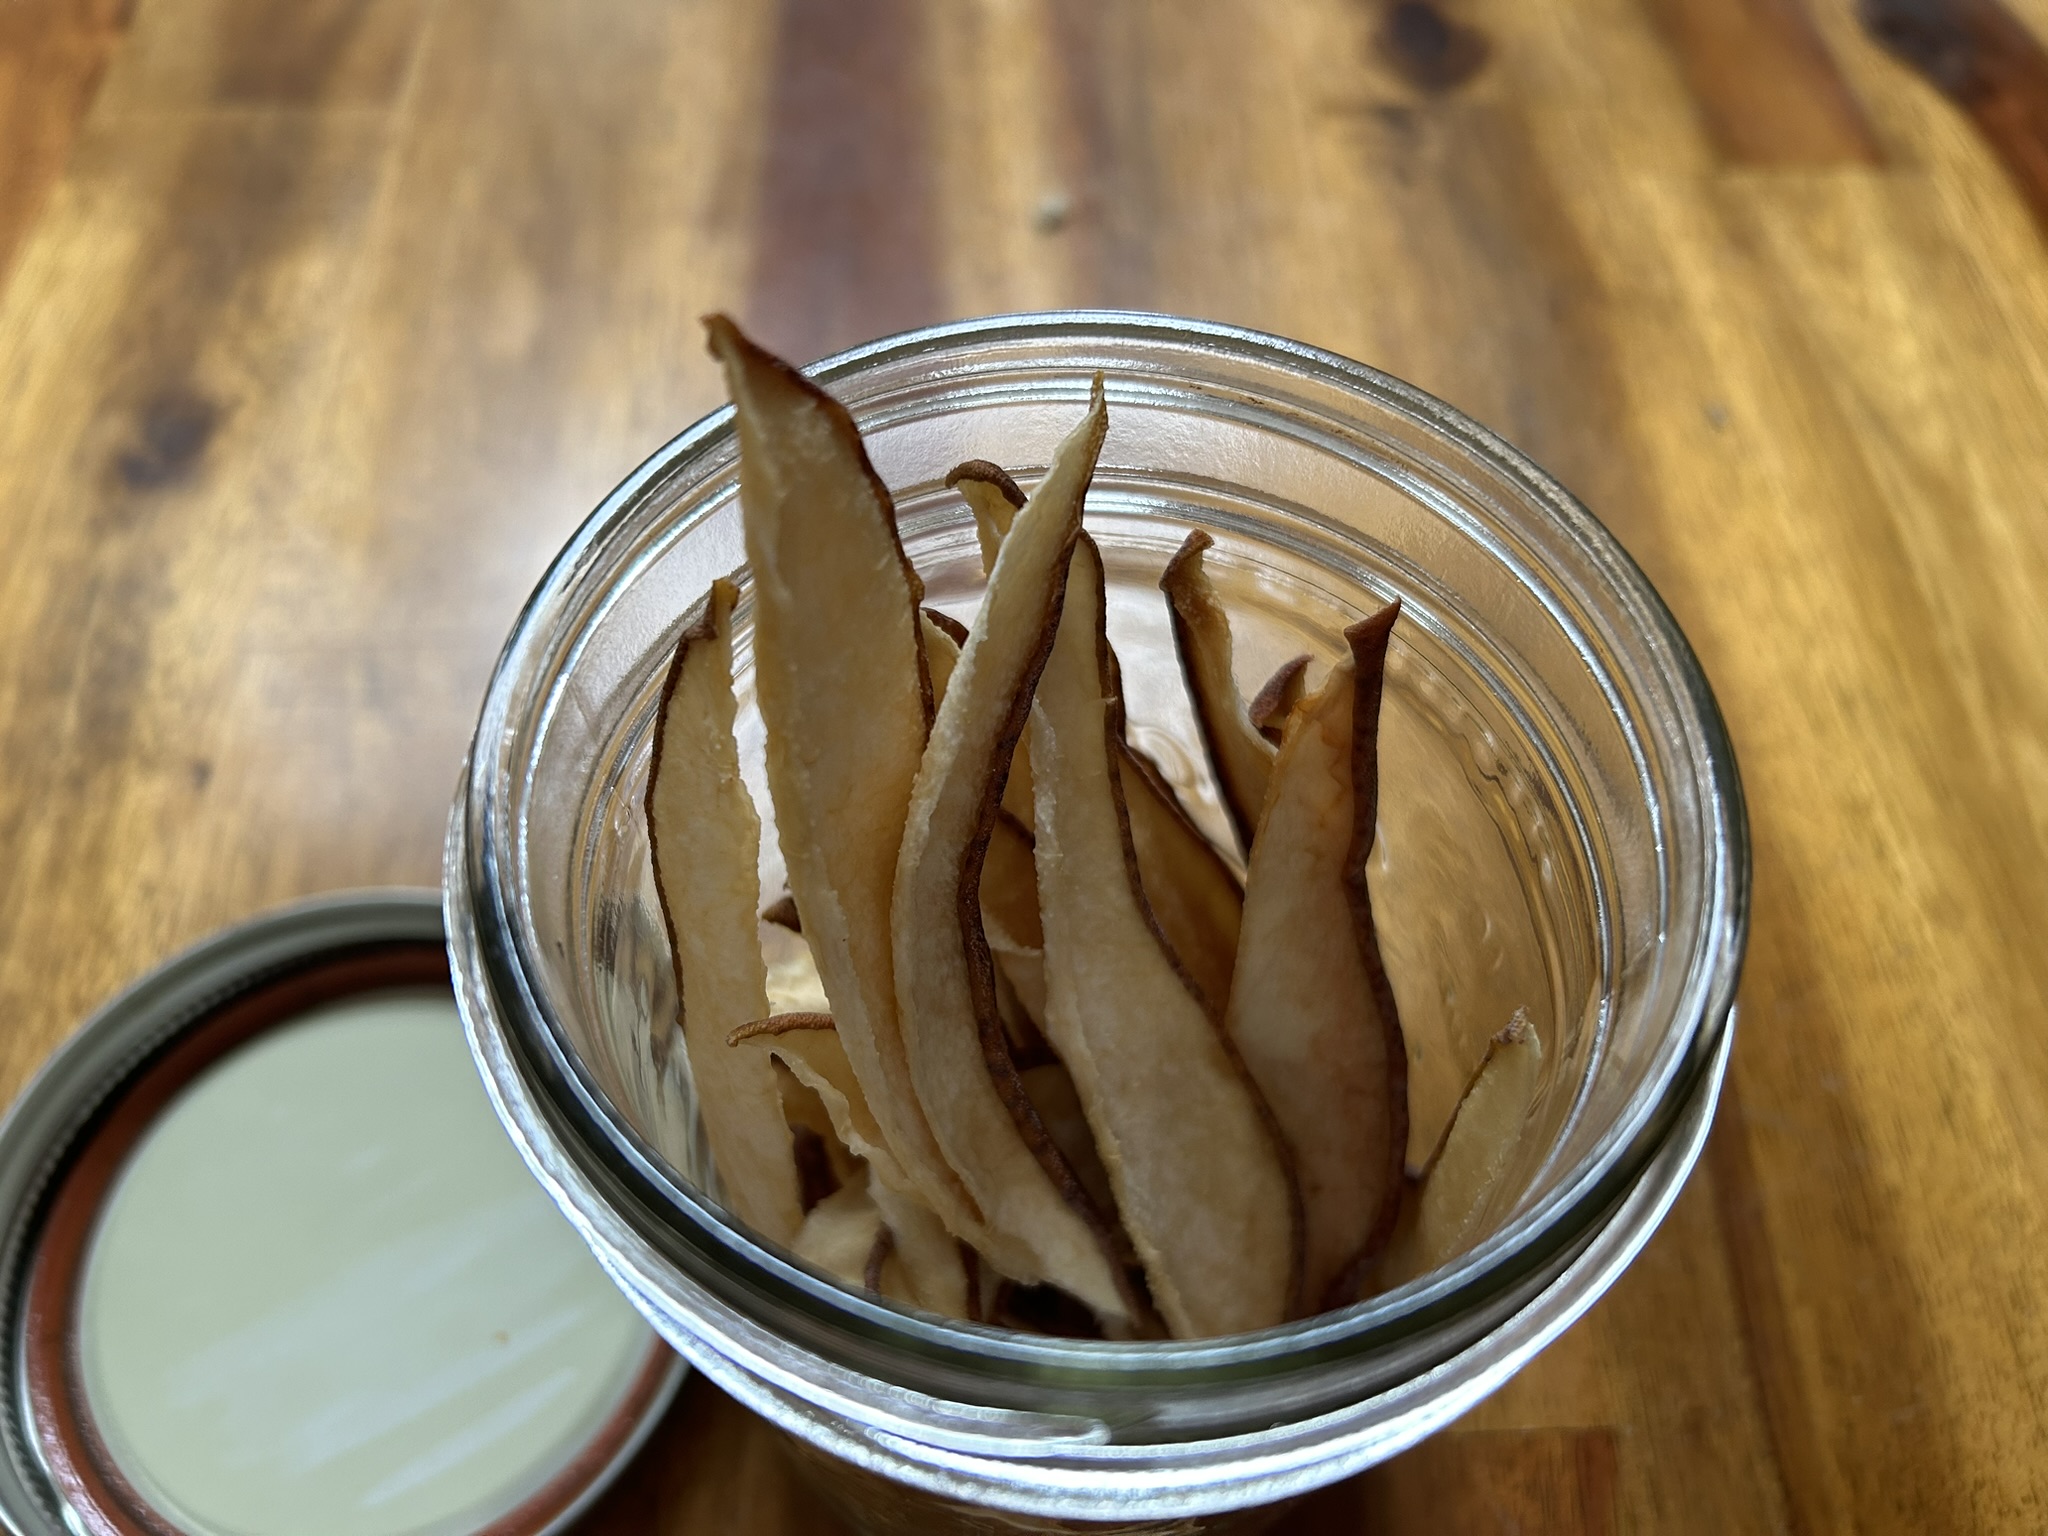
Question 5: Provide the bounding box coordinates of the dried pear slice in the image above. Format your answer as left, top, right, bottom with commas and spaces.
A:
1225, 603, 1408, 1314
950, 462, 1037, 827
1401, 1010, 1543, 1275
645, 577, 803, 1243
1116, 743, 1242, 1016
732, 1016, 972, 1318
1033, 535, 1298, 1337
1018, 1062, 1117, 1229
921, 608, 967, 700
1161, 529, 1276, 854
981, 811, 1048, 1026
762, 922, 831, 1015
1248, 654, 1311, 743
894, 382, 1129, 1319
954, 465, 1242, 1016
927, 610, 1048, 1044
792, 1176, 911, 1303
706, 315, 983, 1248
949, 458, 1027, 573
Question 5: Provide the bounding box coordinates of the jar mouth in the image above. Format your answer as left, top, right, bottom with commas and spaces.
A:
450, 311, 1749, 1402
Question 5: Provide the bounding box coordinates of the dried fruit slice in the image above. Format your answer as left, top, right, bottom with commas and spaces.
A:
762, 922, 831, 1015
1033, 535, 1298, 1337
921, 608, 967, 700
1161, 529, 1276, 853
950, 461, 1036, 826
790, 1179, 897, 1302
925, 607, 1048, 1046
706, 315, 983, 1247
645, 577, 803, 1243
948, 459, 1028, 575
731, 1016, 972, 1319
955, 465, 1243, 1016
1248, 654, 1311, 743
1116, 743, 1242, 1016
1018, 1062, 1118, 1224
981, 811, 1050, 1034
1401, 1009, 1543, 1274
894, 382, 1129, 1319
1225, 603, 1408, 1313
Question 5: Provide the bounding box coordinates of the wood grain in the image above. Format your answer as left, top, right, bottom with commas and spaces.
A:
1649, 0, 1883, 163
5, 0, 2048, 1529
1862, 0, 2048, 223
0, 0, 129, 284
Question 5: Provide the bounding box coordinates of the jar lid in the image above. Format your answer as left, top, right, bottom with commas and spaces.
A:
0, 890, 681, 1536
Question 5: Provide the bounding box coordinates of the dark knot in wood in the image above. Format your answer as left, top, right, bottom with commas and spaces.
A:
1376, 1, 1490, 94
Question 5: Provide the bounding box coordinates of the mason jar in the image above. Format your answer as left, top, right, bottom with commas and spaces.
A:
443, 313, 1748, 1533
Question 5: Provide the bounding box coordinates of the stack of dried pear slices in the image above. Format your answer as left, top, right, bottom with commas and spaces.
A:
643, 317, 1545, 1340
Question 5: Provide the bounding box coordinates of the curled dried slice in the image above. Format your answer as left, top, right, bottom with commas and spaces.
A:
706, 315, 982, 1248
1018, 1063, 1117, 1234
982, 811, 1050, 1036
950, 462, 1036, 826
921, 608, 967, 700
1225, 604, 1408, 1313
732, 1016, 972, 1319
1400, 1009, 1543, 1275
1161, 529, 1275, 854
894, 382, 1129, 1319
1248, 654, 1311, 743
792, 1177, 914, 1303
762, 923, 830, 1015
949, 459, 1028, 576
1033, 535, 1298, 1338
926, 611, 1048, 1046
955, 465, 1243, 1017
645, 578, 803, 1243
1117, 743, 1242, 1016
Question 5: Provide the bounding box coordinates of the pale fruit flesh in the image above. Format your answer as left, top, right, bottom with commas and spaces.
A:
644, 577, 803, 1243
892, 381, 1130, 1319
706, 315, 985, 1252
1032, 535, 1299, 1338
1224, 605, 1408, 1313
1161, 529, 1278, 855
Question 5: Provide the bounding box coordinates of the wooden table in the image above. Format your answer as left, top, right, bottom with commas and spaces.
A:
6, 0, 2047, 1528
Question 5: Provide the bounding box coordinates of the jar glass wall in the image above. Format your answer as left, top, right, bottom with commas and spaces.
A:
444, 313, 1747, 1525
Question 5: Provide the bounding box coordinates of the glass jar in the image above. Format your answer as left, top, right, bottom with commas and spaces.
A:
444, 313, 1748, 1531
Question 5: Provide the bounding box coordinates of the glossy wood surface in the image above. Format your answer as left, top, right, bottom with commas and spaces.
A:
5, 0, 2048, 1529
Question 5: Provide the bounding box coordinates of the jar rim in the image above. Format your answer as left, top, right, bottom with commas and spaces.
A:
450, 310, 1749, 1397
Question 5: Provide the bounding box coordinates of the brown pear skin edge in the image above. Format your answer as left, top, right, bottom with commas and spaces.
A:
1114, 740, 1243, 1017
705, 315, 989, 1255
1223, 601, 1409, 1316
644, 578, 805, 1245
925, 614, 1049, 1052
1414, 1008, 1535, 1182
956, 464, 1243, 1018
948, 459, 1027, 576
862, 1226, 896, 1292
1248, 654, 1311, 744
1160, 529, 1278, 855
728, 1013, 836, 1044
1033, 534, 1300, 1336
1379, 1007, 1543, 1286
950, 464, 1038, 828
761, 894, 802, 933
1324, 603, 1412, 1310
894, 379, 1141, 1324
734, 1022, 974, 1318
923, 606, 971, 649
